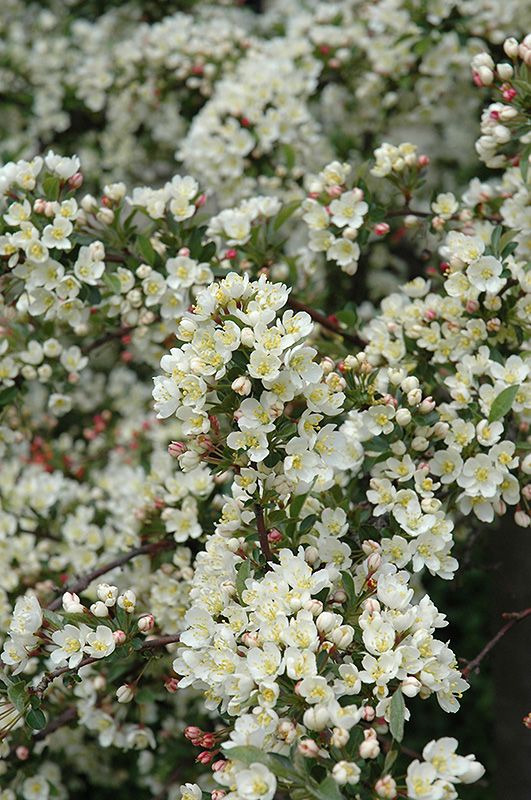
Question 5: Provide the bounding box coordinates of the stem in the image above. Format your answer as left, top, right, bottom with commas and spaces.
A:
461, 608, 531, 679
286, 297, 364, 347
47, 540, 175, 611
254, 503, 273, 569
82, 324, 133, 354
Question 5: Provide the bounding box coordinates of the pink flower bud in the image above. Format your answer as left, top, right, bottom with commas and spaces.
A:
521, 484, 531, 500
367, 552, 382, 573
178, 247, 191, 257
197, 750, 214, 765
138, 614, 155, 633
201, 733, 216, 748
362, 598, 381, 614
113, 630, 127, 644
231, 376, 252, 396
242, 631, 260, 647
331, 589, 347, 604
165, 677, 180, 693
16, 746, 29, 760
359, 729, 380, 759
33, 198, 47, 214
195, 193, 207, 207
328, 185, 343, 198
212, 760, 227, 773
487, 318, 501, 332
352, 188, 365, 201
418, 396, 436, 413
362, 706, 376, 722
298, 738, 320, 757
320, 356, 335, 374
225, 248, 237, 259
211, 792, 226, 800
268, 528, 282, 544
69, 172, 84, 189
466, 299, 479, 313
374, 222, 390, 236
184, 726, 202, 742
401, 677, 422, 697
515, 510, 531, 528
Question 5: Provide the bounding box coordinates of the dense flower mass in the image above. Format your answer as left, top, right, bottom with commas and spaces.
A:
3, 0, 531, 797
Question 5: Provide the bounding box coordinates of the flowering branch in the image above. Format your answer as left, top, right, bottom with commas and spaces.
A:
31, 635, 181, 698
461, 608, 531, 679
47, 541, 175, 612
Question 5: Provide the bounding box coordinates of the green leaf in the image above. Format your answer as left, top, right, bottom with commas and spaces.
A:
289, 492, 309, 519
273, 201, 301, 231
8, 682, 27, 713
26, 707, 47, 730
490, 225, 502, 258
383, 747, 398, 774
298, 514, 317, 534
103, 272, 122, 295
0, 385, 19, 406
389, 688, 405, 742
221, 744, 272, 767
42, 175, 61, 200
236, 559, 252, 601
336, 308, 358, 328
136, 234, 156, 265
340, 570, 356, 602
42, 609, 64, 629
488, 384, 519, 423
311, 775, 345, 800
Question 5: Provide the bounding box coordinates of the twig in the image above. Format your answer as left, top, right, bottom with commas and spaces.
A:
34, 705, 78, 741
31, 635, 181, 697
47, 540, 175, 611
254, 503, 273, 569
81, 325, 133, 354
461, 608, 531, 680
151, 767, 182, 800
286, 297, 364, 347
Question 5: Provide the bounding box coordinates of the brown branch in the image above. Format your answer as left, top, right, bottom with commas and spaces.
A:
254, 503, 273, 570
47, 540, 175, 611
286, 297, 364, 347
31, 635, 181, 697
81, 325, 133, 354
461, 608, 531, 680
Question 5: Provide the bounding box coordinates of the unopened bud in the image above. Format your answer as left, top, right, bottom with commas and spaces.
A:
137, 615, 155, 633
113, 630, 127, 644
116, 684, 134, 703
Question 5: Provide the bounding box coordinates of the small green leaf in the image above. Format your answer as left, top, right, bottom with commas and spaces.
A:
0, 385, 19, 406
236, 559, 252, 601
311, 775, 345, 800
221, 744, 272, 767
490, 225, 502, 258
336, 308, 358, 328
26, 707, 47, 730
273, 201, 301, 231
298, 514, 317, 534
488, 384, 519, 423
136, 234, 156, 265
42, 175, 60, 199
340, 570, 356, 602
289, 492, 309, 519
8, 682, 27, 713
383, 747, 398, 774
42, 609, 65, 629
103, 272, 122, 295
389, 688, 405, 742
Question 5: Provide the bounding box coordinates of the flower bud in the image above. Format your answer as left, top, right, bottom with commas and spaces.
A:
375, 775, 398, 799
359, 729, 380, 759
331, 590, 348, 604
138, 615, 155, 633
231, 376, 252, 396
90, 601, 109, 617
515, 510, 531, 528
116, 684, 134, 703
62, 592, 84, 613
374, 222, 390, 236
304, 546, 319, 565
165, 677, 180, 693
401, 376, 419, 393
16, 746, 29, 760
303, 705, 329, 731
298, 738, 320, 757
407, 388, 423, 406
331, 727, 350, 747
168, 441, 187, 458
395, 408, 412, 426
401, 676, 422, 697
329, 625, 354, 649
240, 327, 255, 347
179, 450, 202, 472
113, 630, 127, 644
96, 207, 114, 225
503, 37, 519, 58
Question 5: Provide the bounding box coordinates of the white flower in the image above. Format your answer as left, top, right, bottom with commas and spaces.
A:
50, 624, 89, 669
235, 763, 277, 800
85, 626, 116, 658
